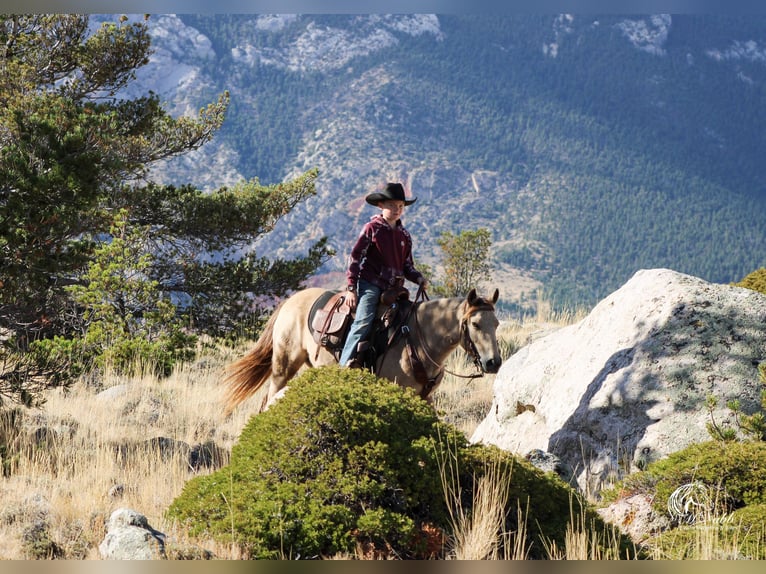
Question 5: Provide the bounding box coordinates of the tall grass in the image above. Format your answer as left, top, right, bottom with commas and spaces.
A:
540, 496, 632, 560
0, 345, 255, 559
438, 443, 530, 560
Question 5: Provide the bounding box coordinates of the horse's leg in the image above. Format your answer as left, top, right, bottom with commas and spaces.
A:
267, 332, 307, 403
263, 294, 318, 407
261, 288, 340, 409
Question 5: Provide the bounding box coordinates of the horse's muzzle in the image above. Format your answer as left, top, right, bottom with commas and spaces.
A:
483, 357, 502, 374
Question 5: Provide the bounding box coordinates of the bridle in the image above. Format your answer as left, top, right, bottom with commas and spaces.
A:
399, 286, 495, 398
458, 307, 490, 376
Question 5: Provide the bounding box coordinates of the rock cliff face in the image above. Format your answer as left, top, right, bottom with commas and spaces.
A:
471, 268, 766, 494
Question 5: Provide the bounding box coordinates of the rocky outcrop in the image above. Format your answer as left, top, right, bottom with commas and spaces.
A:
99, 508, 166, 560
98, 508, 215, 560
471, 268, 766, 495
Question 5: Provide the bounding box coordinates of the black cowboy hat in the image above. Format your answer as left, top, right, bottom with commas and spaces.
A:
365, 182, 417, 206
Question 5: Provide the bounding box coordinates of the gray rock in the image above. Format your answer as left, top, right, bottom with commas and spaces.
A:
95, 384, 129, 402
524, 449, 575, 486
471, 268, 766, 495
596, 493, 670, 544
99, 508, 166, 560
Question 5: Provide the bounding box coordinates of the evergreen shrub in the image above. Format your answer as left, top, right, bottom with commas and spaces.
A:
631, 441, 766, 512
167, 365, 628, 559
648, 502, 766, 560
611, 440, 766, 559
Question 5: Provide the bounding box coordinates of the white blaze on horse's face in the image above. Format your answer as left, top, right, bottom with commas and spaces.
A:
463, 288, 503, 374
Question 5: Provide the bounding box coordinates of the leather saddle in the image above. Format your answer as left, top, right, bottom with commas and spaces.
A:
308, 286, 412, 365
309, 290, 353, 354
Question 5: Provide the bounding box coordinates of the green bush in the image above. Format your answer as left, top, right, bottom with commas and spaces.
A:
167, 365, 631, 559
640, 441, 766, 513
727, 503, 766, 556
608, 440, 766, 559
733, 268, 766, 296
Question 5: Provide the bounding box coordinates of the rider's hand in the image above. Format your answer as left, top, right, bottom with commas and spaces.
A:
345, 288, 357, 309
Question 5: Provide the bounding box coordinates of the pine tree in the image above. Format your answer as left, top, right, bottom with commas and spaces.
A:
434, 228, 492, 297
0, 15, 331, 403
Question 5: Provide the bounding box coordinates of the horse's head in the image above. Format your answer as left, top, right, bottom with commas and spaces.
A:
460, 288, 502, 374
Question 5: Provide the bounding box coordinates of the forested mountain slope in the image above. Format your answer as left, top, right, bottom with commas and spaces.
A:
121, 13, 766, 314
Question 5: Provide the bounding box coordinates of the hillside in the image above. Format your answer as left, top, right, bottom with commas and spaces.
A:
112, 13, 766, 314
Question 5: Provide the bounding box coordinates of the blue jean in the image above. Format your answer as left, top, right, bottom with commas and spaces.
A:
339, 280, 381, 365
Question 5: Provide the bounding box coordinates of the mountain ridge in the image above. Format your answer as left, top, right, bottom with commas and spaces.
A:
104, 13, 766, 314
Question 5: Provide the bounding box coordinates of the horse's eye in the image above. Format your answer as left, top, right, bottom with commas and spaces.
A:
471, 320, 481, 330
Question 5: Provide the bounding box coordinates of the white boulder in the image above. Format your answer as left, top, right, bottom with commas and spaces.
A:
472, 268, 766, 495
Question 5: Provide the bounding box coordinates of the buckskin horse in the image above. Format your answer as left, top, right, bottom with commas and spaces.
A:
222, 286, 502, 414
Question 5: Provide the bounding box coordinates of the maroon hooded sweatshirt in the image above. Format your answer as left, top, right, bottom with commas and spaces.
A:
346, 214, 424, 291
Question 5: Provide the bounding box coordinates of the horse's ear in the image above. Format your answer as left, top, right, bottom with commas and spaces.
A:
466, 288, 477, 304
491, 288, 499, 304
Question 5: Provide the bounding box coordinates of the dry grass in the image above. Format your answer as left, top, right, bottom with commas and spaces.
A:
0, 342, 261, 560
540, 498, 631, 560
645, 504, 763, 560
0, 298, 743, 560
439, 449, 529, 560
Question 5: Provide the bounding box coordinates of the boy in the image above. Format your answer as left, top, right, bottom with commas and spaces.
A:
340, 182, 428, 368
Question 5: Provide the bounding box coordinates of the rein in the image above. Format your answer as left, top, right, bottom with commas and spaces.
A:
396, 286, 489, 399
